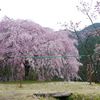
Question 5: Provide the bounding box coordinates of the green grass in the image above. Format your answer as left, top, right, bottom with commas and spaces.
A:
0, 80, 62, 84
68, 93, 100, 100
0, 81, 100, 100
0, 80, 45, 84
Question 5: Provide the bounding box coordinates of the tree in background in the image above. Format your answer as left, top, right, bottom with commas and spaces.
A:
77, 35, 100, 81
61, 0, 100, 82
0, 16, 82, 81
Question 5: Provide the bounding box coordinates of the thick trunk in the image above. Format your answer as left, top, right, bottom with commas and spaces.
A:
95, 72, 100, 83
25, 65, 30, 80
24, 60, 30, 80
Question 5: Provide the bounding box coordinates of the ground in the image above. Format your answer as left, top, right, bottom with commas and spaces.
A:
0, 81, 100, 100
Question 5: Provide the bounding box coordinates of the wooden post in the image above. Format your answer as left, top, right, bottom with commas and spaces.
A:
87, 56, 92, 85
20, 58, 23, 88
42, 66, 44, 81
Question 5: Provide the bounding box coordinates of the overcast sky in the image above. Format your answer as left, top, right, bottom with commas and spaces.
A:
0, 0, 99, 30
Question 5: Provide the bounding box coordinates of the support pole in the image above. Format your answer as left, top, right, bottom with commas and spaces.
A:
42, 65, 44, 81
87, 56, 92, 85
20, 58, 23, 88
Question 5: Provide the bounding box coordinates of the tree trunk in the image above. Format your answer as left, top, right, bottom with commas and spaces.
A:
95, 72, 100, 83
24, 60, 30, 80
24, 65, 30, 80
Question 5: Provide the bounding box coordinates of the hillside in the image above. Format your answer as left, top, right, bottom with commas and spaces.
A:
76, 23, 100, 81
76, 23, 100, 35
